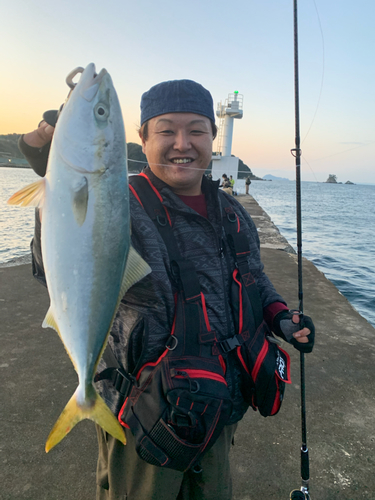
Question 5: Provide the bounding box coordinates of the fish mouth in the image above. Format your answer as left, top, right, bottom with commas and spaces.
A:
92, 67, 108, 85
71, 63, 109, 101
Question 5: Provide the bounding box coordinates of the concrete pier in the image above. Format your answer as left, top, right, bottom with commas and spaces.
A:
1, 195, 374, 500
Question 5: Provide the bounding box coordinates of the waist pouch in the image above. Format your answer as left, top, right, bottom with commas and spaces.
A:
236, 320, 291, 416
229, 268, 291, 416
118, 292, 233, 472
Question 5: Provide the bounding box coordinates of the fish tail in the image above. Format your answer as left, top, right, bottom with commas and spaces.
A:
45, 387, 126, 452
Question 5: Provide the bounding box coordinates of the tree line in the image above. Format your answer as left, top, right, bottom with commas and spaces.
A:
0, 134, 260, 178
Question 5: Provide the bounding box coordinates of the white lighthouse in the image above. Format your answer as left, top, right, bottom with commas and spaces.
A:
212, 91, 243, 185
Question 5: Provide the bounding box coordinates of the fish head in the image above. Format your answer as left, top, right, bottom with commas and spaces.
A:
52, 63, 127, 176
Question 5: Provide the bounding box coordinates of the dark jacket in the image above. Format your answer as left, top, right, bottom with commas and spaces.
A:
30, 163, 285, 423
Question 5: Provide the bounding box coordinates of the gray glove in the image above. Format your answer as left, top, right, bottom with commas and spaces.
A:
273, 310, 315, 354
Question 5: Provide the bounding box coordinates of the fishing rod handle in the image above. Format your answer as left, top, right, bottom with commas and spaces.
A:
301, 445, 310, 481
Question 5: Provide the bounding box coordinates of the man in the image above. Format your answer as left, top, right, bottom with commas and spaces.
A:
221, 174, 233, 195
20, 79, 314, 500
245, 176, 251, 195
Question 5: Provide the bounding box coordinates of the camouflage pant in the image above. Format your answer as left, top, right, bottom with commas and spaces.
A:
96, 423, 238, 500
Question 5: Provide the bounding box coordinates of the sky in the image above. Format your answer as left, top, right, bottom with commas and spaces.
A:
1, 0, 374, 183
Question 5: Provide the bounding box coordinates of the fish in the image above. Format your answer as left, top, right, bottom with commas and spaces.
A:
8, 63, 151, 452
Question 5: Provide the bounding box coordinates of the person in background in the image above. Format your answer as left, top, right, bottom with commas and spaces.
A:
245, 175, 252, 195
221, 174, 233, 196
229, 175, 236, 196
19, 78, 314, 500
219, 173, 227, 186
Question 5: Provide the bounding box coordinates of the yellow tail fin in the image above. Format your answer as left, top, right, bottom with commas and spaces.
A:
7, 179, 45, 207
45, 386, 126, 452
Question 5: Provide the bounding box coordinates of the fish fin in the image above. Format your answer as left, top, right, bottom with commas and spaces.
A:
72, 176, 88, 226
120, 245, 152, 298
42, 307, 79, 373
93, 247, 151, 373
7, 179, 45, 207
45, 386, 126, 453
42, 307, 60, 334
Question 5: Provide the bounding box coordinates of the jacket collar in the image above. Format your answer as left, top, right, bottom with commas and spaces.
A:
141, 166, 219, 200
140, 166, 222, 227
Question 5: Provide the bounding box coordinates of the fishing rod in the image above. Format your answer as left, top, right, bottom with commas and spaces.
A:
289, 1, 310, 500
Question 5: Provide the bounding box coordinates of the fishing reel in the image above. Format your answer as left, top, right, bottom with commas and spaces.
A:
290, 488, 310, 500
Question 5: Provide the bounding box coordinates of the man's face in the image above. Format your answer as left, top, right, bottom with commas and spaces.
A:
141, 113, 213, 196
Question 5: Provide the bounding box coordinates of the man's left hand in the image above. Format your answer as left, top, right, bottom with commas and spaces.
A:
273, 310, 315, 354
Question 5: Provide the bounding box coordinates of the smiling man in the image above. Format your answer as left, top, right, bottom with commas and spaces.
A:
141, 113, 213, 195
22, 78, 315, 500
139, 80, 217, 197
94, 80, 314, 500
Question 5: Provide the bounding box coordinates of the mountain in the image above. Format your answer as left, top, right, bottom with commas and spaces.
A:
0, 134, 147, 172
0, 135, 263, 181
263, 174, 290, 181
0, 134, 24, 159
127, 142, 147, 172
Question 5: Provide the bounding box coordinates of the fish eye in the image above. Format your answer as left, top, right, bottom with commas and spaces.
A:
94, 102, 109, 121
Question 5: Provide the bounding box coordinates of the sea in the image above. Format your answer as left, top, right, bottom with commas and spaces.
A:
240, 178, 375, 328
1, 167, 374, 328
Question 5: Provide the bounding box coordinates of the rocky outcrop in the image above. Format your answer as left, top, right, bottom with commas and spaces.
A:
326, 174, 337, 183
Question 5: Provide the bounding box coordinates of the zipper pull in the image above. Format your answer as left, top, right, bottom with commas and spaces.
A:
218, 238, 225, 257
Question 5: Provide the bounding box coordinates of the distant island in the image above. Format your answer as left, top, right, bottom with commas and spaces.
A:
263, 174, 290, 181
325, 174, 355, 185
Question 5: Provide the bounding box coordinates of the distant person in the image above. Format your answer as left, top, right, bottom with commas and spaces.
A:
219, 173, 227, 186
229, 175, 236, 196
19, 77, 314, 500
221, 174, 233, 196
245, 176, 251, 195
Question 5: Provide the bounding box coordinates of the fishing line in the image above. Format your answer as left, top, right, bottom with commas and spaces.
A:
126, 157, 292, 181
304, 141, 375, 164
300, 0, 372, 181
301, 0, 325, 145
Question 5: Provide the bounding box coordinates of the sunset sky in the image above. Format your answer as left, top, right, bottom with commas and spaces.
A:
1, 0, 374, 183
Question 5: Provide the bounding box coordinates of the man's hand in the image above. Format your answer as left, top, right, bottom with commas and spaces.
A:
273, 310, 315, 353
23, 120, 55, 148
23, 108, 61, 148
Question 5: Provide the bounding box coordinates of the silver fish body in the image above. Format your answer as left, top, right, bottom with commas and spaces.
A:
43, 65, 129, 396
8, 63, 151, 451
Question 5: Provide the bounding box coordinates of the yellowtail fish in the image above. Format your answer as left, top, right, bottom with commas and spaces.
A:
8, 63, 151, 452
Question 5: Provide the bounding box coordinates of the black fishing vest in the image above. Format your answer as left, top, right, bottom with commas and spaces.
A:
95, 173, 291, 472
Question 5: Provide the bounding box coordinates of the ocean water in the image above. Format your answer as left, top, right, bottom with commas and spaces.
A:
243, 179, 375, 328
1, 168, 38, 265
1, 167, 375, 328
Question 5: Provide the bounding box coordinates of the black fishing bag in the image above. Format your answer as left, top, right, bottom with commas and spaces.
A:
220, 200, 291, 416
118, 289, 233, 471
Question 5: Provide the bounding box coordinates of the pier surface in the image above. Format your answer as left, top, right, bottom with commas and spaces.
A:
1, 195, 374, 500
